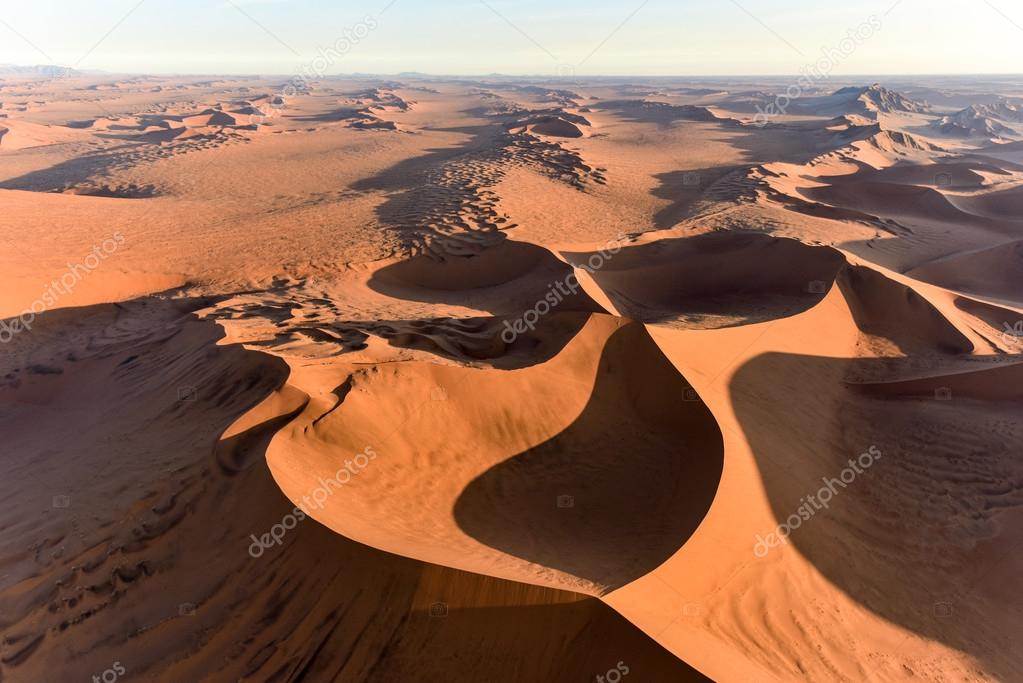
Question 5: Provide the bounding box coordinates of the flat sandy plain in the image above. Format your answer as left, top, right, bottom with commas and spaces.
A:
1, 70, 1022, 682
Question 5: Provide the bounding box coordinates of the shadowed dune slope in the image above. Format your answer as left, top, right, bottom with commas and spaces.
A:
731, 351, 1023, 682
453, 321, 724, 591
801, 181, 1016, 232
566, 232, 846, 328
820, 160, 1009, 188
369, 239, 605, 316
910, 240, 1023, 305
0, 298, 707, 682
945, 183, 1023, 219
265, 314, 723, 596
838, 265, 975, 354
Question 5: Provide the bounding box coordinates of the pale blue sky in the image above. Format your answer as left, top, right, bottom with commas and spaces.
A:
1, 0, 1021, 76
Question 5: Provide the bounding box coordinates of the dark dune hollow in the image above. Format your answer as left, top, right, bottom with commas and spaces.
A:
454, 322, 725, 593
566, 231, 846, 328
370, 239, 605, 316
838, 264, 974, 354
374, 239, 555, 290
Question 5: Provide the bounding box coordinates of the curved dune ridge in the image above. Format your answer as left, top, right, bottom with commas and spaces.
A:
262, 314, 723, 596
505, 110, 593, 138
368, 239, 607, 316
838, 264, 975, 355
953, 295, 1023, 351
822, 159, 1010, 189
946, 183, 1023, 220
910, 240, 1023, 304
526, 116, 586, 138
801, 180, 1013, 230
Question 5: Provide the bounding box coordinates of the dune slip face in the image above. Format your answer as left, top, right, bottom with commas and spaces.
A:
2, 64, 1023, 683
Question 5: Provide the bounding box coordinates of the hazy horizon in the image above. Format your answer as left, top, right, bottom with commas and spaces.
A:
2, 0, 1022, 77
6, 64, 1023, 80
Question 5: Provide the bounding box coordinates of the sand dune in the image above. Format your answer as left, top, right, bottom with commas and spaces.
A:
369, 240, 604, 316
261, 314, 722, 595
0, 118, 86, 149
802, 181, 1009, 230
839, 264, 975, 355
507, 112, 590, 138
946, 183, 1023, 219
565, 231, 846, 328
0, 298, 707, 682
910, 240, 1023, 304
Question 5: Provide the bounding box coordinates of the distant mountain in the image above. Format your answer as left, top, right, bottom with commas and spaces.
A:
795, 84, 930, 119
964, 100, 1023, 123
831, 84, 931, 114
932, 100, 1023, 139
0, 64, 83, 77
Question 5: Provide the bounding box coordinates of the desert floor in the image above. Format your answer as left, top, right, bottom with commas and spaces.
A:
1, 73, 1022, 682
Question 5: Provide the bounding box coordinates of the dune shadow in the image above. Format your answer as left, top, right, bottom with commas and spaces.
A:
454, 322, 724, 593
730, 350, 1023, 680
371, 599, 710, 682
0, 148, 130, 193
650, 166, 744, 228
565, 232, 846, 329
369, 239, 605, 317
368, 312, 599, 370
289, 107, 364, 123
0, 295, 708, 681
